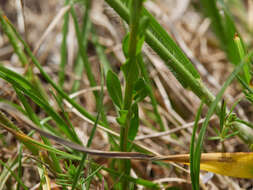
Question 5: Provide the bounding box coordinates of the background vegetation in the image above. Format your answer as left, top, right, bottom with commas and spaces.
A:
0, 0, 253, 189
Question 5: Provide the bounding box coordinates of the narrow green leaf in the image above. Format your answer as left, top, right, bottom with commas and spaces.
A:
138, 16, 149, 36
122, 33, 130, 57
0, 65, 32, 90
58, 0, 70, 88
136, 35, 145, 55
143, 8, 200, 81
234, 35, 251, 84
219, 100, 226, 132
0, 66, 81, 144
0, 157, 20, 190
82, 165, 103, 184
106, 70, 123, 108
0, 159, 28, 190
71, 1, 92, 92
91, 26, 112, 76
137, 55, 165, 131
0, 15, 28, 67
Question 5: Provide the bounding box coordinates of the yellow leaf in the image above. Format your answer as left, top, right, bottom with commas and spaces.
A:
156, 152, 253, 178
199, 152, 253, 178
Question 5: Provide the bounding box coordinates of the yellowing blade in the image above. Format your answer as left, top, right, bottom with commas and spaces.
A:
156, 152, 253, 178
199, 152, 253, 178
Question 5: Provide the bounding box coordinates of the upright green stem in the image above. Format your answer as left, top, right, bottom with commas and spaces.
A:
121, 0, 142, 152
119, 0, 143, 189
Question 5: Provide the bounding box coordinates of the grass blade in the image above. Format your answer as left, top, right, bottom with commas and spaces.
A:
190, 101, 204, 190
58, 0, 70, 88
0, 160, 28, 190
193, 51, 253, 188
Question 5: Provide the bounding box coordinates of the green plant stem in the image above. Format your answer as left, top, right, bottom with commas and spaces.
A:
119, 0, 143, 189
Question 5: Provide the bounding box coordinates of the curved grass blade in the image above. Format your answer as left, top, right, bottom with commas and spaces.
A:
0, 157, 26, 190
0, 65, 81, 144
15, 87, 62, 173
0, 118, 80, 160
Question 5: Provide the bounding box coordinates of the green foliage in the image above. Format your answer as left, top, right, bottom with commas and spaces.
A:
143, 8, 200, 85
1, 0, 253, 189
106, 70, 123, 108
209, 100, 241, 142
0, 159, 28, 190
200, 0, 251, 85
106, 0, 253, 146
190, 52, 253, 189
0, 66, 81, 143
